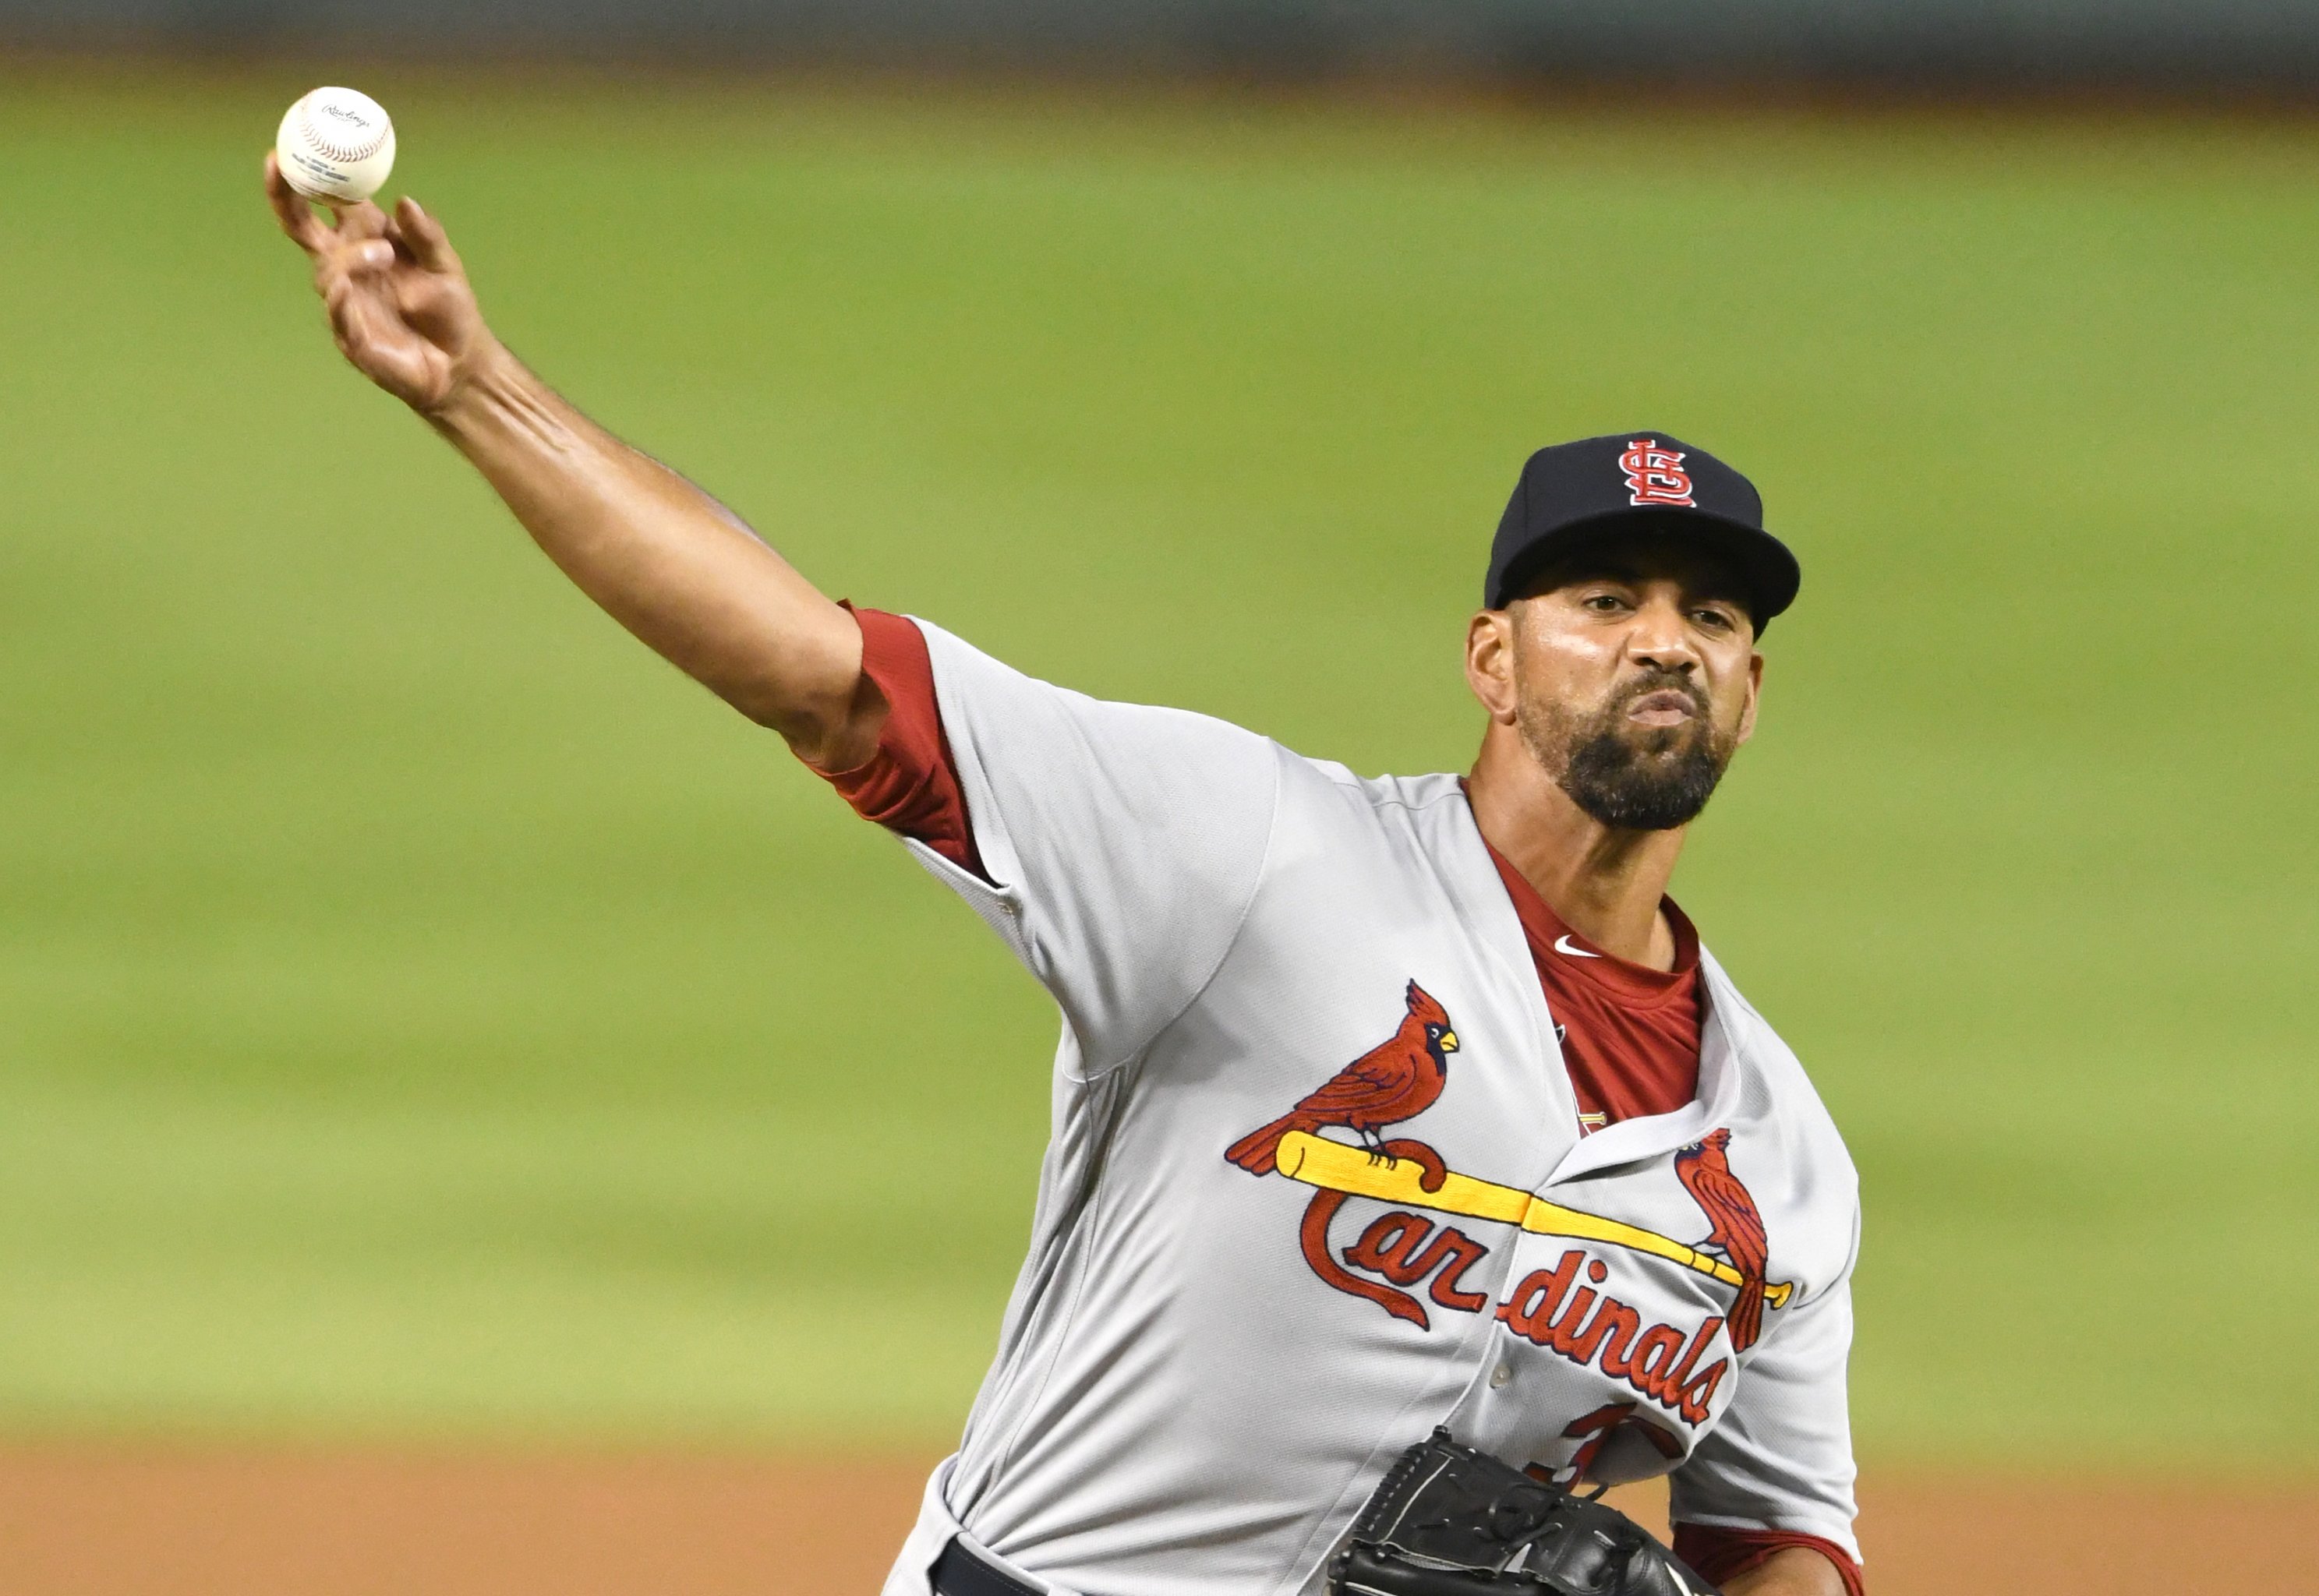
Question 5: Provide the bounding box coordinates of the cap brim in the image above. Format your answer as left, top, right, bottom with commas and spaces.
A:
1490, 506, 1801, 630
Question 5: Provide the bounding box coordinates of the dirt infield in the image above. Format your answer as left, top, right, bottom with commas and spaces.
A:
0, 1445, 2309, 1594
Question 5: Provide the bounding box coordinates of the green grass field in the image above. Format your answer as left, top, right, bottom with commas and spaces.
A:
2, 68, 2314, 1467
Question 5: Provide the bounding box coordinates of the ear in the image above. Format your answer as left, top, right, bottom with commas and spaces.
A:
1465, 609, 1519, 726
1733, 648, 1765, 747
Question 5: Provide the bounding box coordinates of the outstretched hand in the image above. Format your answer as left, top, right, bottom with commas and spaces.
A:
265, 153, 492, 414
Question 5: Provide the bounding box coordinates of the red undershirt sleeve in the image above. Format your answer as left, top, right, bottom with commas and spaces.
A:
810, 605, 985, 879
1673, 1526, 1865, 1596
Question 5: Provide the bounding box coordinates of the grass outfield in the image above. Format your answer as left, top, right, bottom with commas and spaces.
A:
1, 69, 2314, 1466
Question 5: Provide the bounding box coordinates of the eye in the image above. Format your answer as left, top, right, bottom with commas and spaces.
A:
1581, 592, 1628, 614
1691, 606, 1735, 631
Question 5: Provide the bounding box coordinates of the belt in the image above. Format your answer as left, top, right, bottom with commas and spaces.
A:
929, 1534, 1042, 1596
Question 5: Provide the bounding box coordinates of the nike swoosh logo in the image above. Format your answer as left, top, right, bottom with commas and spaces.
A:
1553, 934, 1600, 959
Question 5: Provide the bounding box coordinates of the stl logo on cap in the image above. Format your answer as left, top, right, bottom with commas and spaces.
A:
1620, 439, 1696, 507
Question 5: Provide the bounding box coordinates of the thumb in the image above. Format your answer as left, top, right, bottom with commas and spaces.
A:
393, 196, 461, 274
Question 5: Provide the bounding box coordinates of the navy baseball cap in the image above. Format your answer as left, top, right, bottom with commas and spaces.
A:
1483, 432, 1801, 629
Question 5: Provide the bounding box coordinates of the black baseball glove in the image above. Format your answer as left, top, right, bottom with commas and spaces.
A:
1329, 1429, 1713, 1596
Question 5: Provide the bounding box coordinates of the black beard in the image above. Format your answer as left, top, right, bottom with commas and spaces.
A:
1521, 674, 1736, 832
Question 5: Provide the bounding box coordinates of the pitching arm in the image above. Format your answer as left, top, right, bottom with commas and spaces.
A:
263, 157, 875, 772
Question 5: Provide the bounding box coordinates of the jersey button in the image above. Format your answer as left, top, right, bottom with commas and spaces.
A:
1489, 1363, 1512, 1389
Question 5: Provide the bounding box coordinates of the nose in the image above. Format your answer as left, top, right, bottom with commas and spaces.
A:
1626, 592, 1701, 676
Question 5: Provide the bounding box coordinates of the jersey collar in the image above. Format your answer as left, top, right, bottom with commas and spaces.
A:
1543, 953, 1745, 1183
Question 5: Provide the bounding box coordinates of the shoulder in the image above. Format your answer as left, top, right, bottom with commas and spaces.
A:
1260, 761, 1481, 867
1280, 760, 1469, 822
1706, 955, 1850, 1147
910, 616, 1280, 768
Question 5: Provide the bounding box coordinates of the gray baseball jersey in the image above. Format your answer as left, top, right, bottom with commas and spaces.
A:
875, 621, 1861, 1596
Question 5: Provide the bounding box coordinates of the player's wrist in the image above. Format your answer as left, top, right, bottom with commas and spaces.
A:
421, 336, 525, 431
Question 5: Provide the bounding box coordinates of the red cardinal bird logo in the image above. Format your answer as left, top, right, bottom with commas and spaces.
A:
1674, 1128, 1770, 1353
1225, 981, 1459, 1175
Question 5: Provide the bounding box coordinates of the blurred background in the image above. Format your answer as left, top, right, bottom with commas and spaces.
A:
2, 4, 2317, 1592
12, 0, 2319, 88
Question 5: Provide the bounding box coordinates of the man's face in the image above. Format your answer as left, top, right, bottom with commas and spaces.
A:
1472, 535, 1763, 832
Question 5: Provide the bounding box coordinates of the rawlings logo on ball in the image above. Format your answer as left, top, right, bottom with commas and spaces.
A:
1620, 439, 1696, 507
274, 86, 397, 203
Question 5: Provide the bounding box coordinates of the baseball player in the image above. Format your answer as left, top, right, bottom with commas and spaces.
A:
267, 159, 1864, 1596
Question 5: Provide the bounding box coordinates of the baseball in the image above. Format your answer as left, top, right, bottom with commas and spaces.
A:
274, 87, 396, 205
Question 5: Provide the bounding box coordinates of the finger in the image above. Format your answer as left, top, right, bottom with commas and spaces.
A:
264, 153, 330, 255
391, 197, 461, 274
340, 235, 398, 277
310, 236, 391, 308
328, 200, 391, 243
326, 278, 430, 399
323, 272, 387, 353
